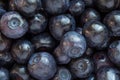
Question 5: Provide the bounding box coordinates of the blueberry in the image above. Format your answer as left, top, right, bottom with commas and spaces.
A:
0, 11, 28, 39
49, 14, 76, 40
0, 51, 13, 67
0, 33, 11, 52
54, 46, 71, 64
94, 0, 119, 12
70, 58, 94, 78
28, 52, 57, 80
10, 64, 30, 80
11, 40, 34, 64
69, 0, 85, 16
108, 40, 120, 67
93, 52, 113, 71
42, 0, 70, 15
9, 0, 40, 16
97, 66, 120, 80
104, 10, 120, 36
83, 20, 109, 49
31, 33, 56, 51
29, 13, 47, 34
53, 67, 72, 80
60, 31, 86, 58
0, 68, 9, 80
80, 8, 100, 25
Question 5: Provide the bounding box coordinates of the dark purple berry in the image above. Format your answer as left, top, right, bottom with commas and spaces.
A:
60, 31, 86, 58
53, 67, 72, 80
28, 52, 57, 80
80, 8, 100, 25
42, 0, 70, 15
49, 14, 76, 40
54, 46, 71, 64
93, 52, 113, 70
108, 40, 120, 67
0, 11, 28, 39
69, 0, 85, 16
94, 0, 119, 12
97, 66, 120, 80
104, 10, 120, 36
29, 13, 47, 34
31, 33, 56, 51
11, 40, 34, 64
9, 0, 41, 16
10, 65, 30, 80
70, 58, 94, 78
83, 20, 109, 49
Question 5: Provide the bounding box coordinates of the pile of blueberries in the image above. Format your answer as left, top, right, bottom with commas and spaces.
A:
1, 0, 120, 80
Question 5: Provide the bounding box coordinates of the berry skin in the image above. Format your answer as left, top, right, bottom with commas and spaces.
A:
53, 67, 72, 80
31, 33, 56, 51
93, 52, 113, 71
10, 65, 30, 80
94, 0, 119, 12
97, 66, 120, 80
70, 58, 94, 78
108, 40, 120, 67
29, 13, 47, 34
69, 0, 85, 16
9, 0, 41, 16
80, 8, 100, 25
60, 31, 86, 58
49, 14, 76, 40
54, 46, 71, 64
42, 0, 70, 15
28, 52, 57, 80
83, 20, 109, 49
104, 10, 120, 36
0, 11, 28, 39
11, 40, 34, 64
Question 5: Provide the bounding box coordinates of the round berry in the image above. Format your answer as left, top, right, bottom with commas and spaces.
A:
28, 52, 57, 80
49, 14, 76, 40
0, 11, 28, 39
83, 20, 109, 49
11, 40, 34, 64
